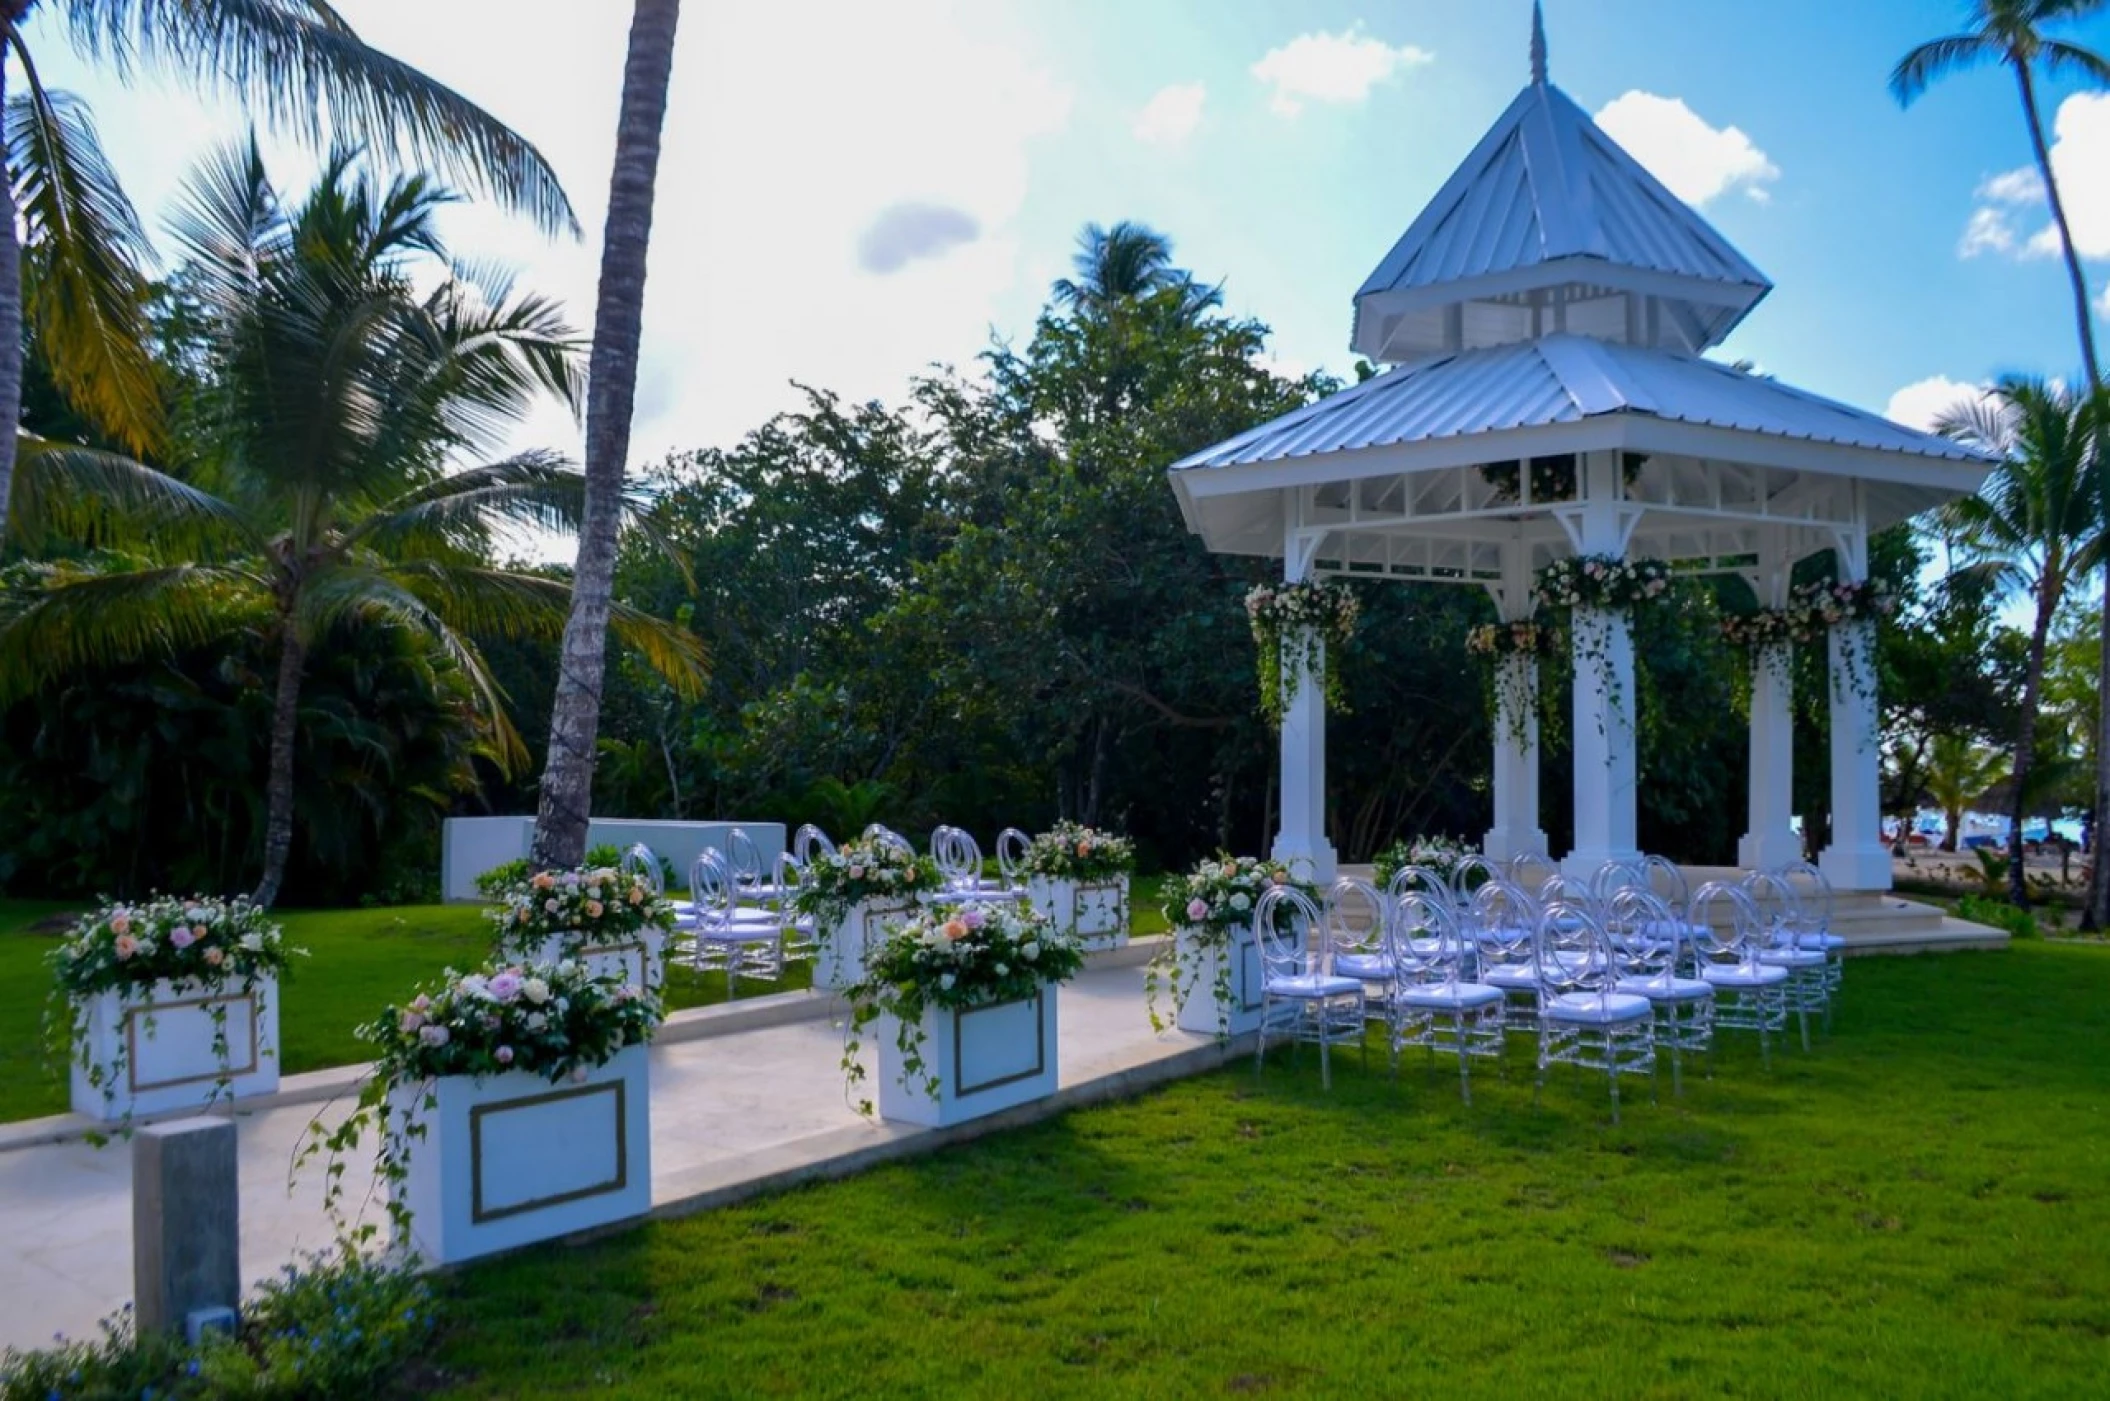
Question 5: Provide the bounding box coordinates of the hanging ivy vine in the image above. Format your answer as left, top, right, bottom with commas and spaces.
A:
1465, 620, 1561, 746
1531, 554, 1672, 742
1718, 578, 1894, 709
1245, 579, 1359, 727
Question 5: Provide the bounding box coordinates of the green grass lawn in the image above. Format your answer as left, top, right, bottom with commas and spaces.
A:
425, 940, 2110, 1399
0, 899, 813, 1124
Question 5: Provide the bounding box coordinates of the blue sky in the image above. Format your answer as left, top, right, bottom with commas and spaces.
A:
26, 0, 2110, 463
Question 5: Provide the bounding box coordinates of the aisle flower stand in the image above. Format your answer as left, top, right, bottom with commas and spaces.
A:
791, 840, 945, 992
387, 1043, 652, 1265
873, 986, 1061, 1127
1148, 856, 1321, 1040
488, 864, 676, 994
1171, 923, 1266, 1038
1026, 876, 1130, 951
70, 974, 281, 1121
528, 928, 667, 994
814, 898, 917, 992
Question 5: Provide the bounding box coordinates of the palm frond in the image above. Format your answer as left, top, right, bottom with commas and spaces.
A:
7, 437, 259, 554
1890, 34, 1999, 105
0, 560, 262, 704
2038, 38, 2110, 84
67, 0, 578, 236
347, 451, 584, 556
6, 57, 163, 455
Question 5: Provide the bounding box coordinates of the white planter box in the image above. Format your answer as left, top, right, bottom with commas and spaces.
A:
387, 1043, 652, 1266
1027, 875, 1130, 950
1173, 923, 1265, 1038
70, 975, 280, 1121
874, 985, 1061, 1127
527, 928, 667, 995
814, 898, 917, 991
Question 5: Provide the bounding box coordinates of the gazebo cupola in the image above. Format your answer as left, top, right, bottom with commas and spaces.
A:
1166, 3, 1994, 888
1351, 4, 1772, 364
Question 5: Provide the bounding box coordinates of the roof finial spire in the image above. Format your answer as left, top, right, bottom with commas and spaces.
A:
1530, 1, 1548, 85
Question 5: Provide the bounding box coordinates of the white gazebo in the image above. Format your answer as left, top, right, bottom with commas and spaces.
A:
1167, 8, 1992, 890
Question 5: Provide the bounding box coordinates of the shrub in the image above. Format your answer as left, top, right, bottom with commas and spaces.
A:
1956, 893, 2038, 941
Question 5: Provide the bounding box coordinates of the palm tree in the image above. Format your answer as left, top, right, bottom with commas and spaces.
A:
532, 0, 683, 869
0, 0, 579, 545
0, 146, 700, 906
1891, 1, 2110, 387
1935, 377, 2104, 905
1922, 733, 2011, 852
1051, 220, 1223, 321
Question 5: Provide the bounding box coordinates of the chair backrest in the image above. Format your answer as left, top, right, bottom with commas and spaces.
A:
621, 843, 665, 897
1781, 860, 1832, 937
726, 827, 765, 886
1538, 872, 1598, 918
1509, 851, 1559, 891
1641, 854, 1689, 912
1688, 879, 1766, 963
1386, 863, 1451, 906
1325, 876, 1388, 959
995, 827, 1031, 884
1251, 886, 1324, 982
1391, 890, 1470, 985
773, 851, 805, 904
1740, 869, 1802, 949
866, 826, 915, 857
1605, 886, 1681, 980
1449, 855, 1500, 908
1534, 901, 1617, 997
1589, 858, 1650, 906
933, 827, 984, 888
690, 848, 735, 924
792, 823, 835, 864
1470, 877, 1540, 966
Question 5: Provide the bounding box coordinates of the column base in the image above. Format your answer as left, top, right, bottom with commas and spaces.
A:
1820, 843, 1894, 892
1737, 831, 1804, 872
1271, 834, 1338, 885
1482, 826, 1549, 866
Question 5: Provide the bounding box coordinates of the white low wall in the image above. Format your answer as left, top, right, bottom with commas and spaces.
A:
441, 817, 787, 901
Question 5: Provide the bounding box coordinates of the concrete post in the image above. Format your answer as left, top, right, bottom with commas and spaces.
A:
1822, 616, 1892, 890
1273, 625, 1338, 881
134, 1117, 240, 1336
1484, 548, 1548, 865
1562, 454, 1641, 874
1738, 643, 1802, 870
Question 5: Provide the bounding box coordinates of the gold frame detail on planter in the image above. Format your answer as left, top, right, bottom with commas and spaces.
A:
953, 994, 1047, 1097
576, 939, 650, 988
468, 1079, 630, 1225
123, 990, 262, 1094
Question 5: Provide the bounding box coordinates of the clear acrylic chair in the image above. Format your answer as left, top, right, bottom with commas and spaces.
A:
1470, 877, 1544, 1034
1385, 892, 1505, 1104
1448, 855, 1501, 910
1642, 854, 1690, 915
1782, 860, 1844, 1010
865, 825, 915, 858
994, 827, 1031, 893
1385, 865, 1457, 966
774, 852, 818, 962
1325, 876, 1394, 1019
924, 827, 1009, 905
792, 823, 836, 865
1744, 869, 1826, 1050
1251, 887, 1365, 1091
1509, 851, 1559, 892
1606, 887, 1714, 1096
1533, 901, 1656, 1125
687, 848, 786, 997
726, 827, 771, 894
1688, 879, 1791, 1070
1588, 858, 1651, 908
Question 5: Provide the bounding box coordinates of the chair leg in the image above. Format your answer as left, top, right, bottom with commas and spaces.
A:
1798, 1007, 1811, 1052
1670, 1036, 1683, 1099
1609, 1059, 1622, 1127
1456, 1017, 1472, 1105
1319, 1024, 1332, 1091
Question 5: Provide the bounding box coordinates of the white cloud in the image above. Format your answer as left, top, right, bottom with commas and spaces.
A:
1593, 91, 1779, 207
856, 202, 982, 274
1134, 82, 1207, 148
1964, 92, 2110, 263
1885, 375, 1991, 434
1251, 26, 1433, 117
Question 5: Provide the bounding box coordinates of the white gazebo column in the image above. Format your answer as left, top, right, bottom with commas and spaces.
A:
1821, 528, 1891, 891
1738, 539, 1800, 870
1483, 547, 1547, 864
1272, 517, 1337, 881
1560, 456, 1642, 874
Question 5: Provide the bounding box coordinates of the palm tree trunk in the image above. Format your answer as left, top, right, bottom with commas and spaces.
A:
2016, 67, 2103, 387
2007, 588, 2057, 908
252, 628, 309, 909
2089, 590, 2110, 931
531, 0, 682, 869
0, 30, 23, 539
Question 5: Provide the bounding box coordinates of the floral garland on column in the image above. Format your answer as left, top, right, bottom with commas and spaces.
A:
1718, 579, 1894, 706
1532, 555, 1672, 736
1464, 621, 1561, 746
1245, 579, 1359, 727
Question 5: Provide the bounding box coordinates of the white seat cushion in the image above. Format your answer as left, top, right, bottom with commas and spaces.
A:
1701, 961, 1790, 989
1796, 932, 1846, 951
1267, 974, 1364, 999
1395, 982, 1504, 1011
1543, 991, 1652, 1025
1615, 975, 1714, 1003
1482, 963, 1538, 991
1758, 947, 1826, 969
1334, 954, 1394, 981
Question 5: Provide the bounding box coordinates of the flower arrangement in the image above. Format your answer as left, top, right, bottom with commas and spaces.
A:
1018, 822, 1136, 881
1245, 578, 1359, 727
1372, 835, 1481, 890
1720, 579, 1896, 652
485, 864, 676, 960
840, 903, 1086, 1115
1480, 452, 1646, 505
301, 958, 663, 1246
1464, 620, 1561, 658
48, 895, 302, 1119
790, 839, 942, 926
1146, 854, 1321, 1035
1532, 554, 1673, 613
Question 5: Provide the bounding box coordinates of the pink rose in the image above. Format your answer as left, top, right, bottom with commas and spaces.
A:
193, 925, 209, 942
170, 927, 195, 950
488, 971, 524, 1002
202, 947, 224, 967
418, 1024, 451, 1047
848, 865, 865, 880
398, 1009, 426, 1033
495, 1045, 515, 1065
113, 934, 138, 960
1186, 898, 1210, 922
109, 913, 131, 937
585, 900, 605, 918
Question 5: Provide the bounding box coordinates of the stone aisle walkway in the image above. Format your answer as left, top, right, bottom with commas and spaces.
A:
0, 961, 1228, 1352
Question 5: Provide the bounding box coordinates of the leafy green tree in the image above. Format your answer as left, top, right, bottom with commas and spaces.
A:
0, 147, 697, 906
534, 0, 685, 869
1935, 377, 2104, 905
0, 0, 578, 545
1923, 734, 2012, 851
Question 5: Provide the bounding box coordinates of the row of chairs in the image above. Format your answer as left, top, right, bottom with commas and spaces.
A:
1251, 854, 1841, 1121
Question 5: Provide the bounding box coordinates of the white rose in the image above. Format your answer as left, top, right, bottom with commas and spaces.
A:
1022, 941, 1040, 962
940, 973, 956, 990
1230, 893, 1251, 912
239, 933, 265, 953
523, 978, 551, 1005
